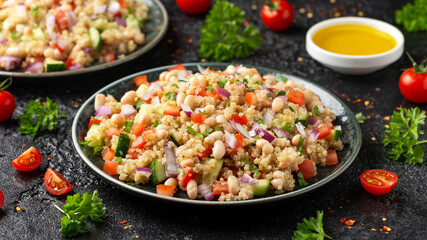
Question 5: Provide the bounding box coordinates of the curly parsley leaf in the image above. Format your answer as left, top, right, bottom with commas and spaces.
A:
18, 98, 66, 137
382, 107, 427, 164
395, 0, 427, 32
312, 105, 321, 118
298, 172, 308, 187
187, 126, 211, 138
292, 210, 331, 240
199, 0, 262, 61
124, 121, 133, 133
275, 75, 288, 83
355, 112, 366, 124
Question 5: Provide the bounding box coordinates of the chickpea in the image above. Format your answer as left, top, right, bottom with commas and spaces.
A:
212, 140, 225, 159
156, 124, 167, 131
184, 95, 195, 110
205, 115, 217, 126
120, 90, 137, 105
227, 176, 239, 194
156, 129, 168, 139
204, 105, 215, 115
271, 178, 284, 190
44, 48, 54, 59
189, 76, 199, 87
272, 97, 285, 112
176, 92, 186, 105
110, 114, 125, 126
196, 75, 207, 87
186, 179, 198, 200
159, 72, 168, 81
292, 134, 302, 146
256, 139, 269, 149
262, 143, 274, 155
165, 70, 178, 82
165, 178, 177, 187
180, 158, 194, 168
94, 94, 106, 111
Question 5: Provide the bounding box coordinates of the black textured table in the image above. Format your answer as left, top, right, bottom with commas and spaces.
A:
1, 0, 426, 239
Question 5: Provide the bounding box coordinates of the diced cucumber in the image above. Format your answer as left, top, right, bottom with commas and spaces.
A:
89, 27, 102, 52
202, 159, 224, 186
296, 115, 310, 127
136, 84, 149, 96
85, 123, 103, 147
150, 158, 167, 185
44, 58, 66, 72
32, 27, 45, 40
154, 103, 167, 115
140, 104, 154, 116
252, 179, 271, 197
126, 15, 141, 32
326, 129, 342, 141
114, 133, 130, 158
271, 118, 282, 129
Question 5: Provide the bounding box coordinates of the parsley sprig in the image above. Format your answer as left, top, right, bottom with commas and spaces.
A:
187, 126, 212, 138
199, 0, 262, 61
241, 157, 260, 176
54, 190, 107, 237
292, 210, 331, 240
382, 107, 427, 164
18, 98, 66, 137
395, 0, 427, 32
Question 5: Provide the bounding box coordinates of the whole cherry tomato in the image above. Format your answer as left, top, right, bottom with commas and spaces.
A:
399, 54, 427, 103
176, 0, 211, 14
0, 78, 15, 122
360, 169, 398, 195
261, 0, 294, 31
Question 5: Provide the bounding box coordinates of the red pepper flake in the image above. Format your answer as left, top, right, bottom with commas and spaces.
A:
78, 98, 83, 102
325, 209, 335, 215
385, 232, 389, 235
21, 144, 27, 148
187, 39, 193, 44
333, 90, 338, 94
383, 226, 391, 231
172, 27, 178, 32
74, 104, 79, 108
340, 217, 347, 223
341, 93, 350, 101
243, 21, 249, 27
371, 228, 377, 231
46, 157, 51, 161
175, 49, 183, 55
345, 220, 356, 226
70, 101, 74, 105
380, 229, 383, 232
119, 220, 128, 224
396, 107, 401, 110
352, 98, 363, 104
337, 224, 343, 228
73, 183, 78, 187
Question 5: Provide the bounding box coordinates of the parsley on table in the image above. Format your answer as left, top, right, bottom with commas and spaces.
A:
292, 210, 331, 240
124, 121, 133, 133
18, 98, 66, 137
382, 107, 427, 164
297, 172, 308, 187
54, 190, 107, 237
312, 105, 321, 118
395, 0, 427, 32
355, 112, 365, 124
199, 0, 262, 61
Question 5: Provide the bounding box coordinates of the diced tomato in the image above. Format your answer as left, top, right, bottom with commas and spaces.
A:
102, 148, 115, 161
156, 184, 176, 197
133, 75, 150, 87
245, 92, 257, 105
194, 86, 205, 96
198, 147, 212, 160
252, 172, 265, 179
105, 52, 115, 62
44, 169, 73, 195
326, 150, 338, 166
315, 122, 332, 140
145, 92, 159, 104
285, 86, 305, 106
207, 88, 222, 100
51, 43, 64, 54
212, 182, 229, 195
297, 159, 316, 179
235, 134, 244, 149
118, 0, 128, 8
163, 103, 180, 117
89, 119, 102, 129
232, 115, 248, 125
131, 137, 147, 149
104, 160, 119, 175
11, 147, 42, 172
168, 63, 186, 71
65, 57, 74, 68
181, 169, 196, 187
55, 10, 68, 29
107, 127, 126, 138
191, 112, 206, 124
131, 123, 145, 137
127, 149, 140, 159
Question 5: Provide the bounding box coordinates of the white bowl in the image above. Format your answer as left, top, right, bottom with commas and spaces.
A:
306, 17, 404, 75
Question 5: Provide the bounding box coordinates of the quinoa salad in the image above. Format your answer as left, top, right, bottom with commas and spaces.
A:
84, 65, 344, 201
0, 0, 148, 73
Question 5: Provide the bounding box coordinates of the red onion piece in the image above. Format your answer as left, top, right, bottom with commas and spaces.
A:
95, 105, 111, 115
116, 17, 126, 27
250, 122, 275, 142
308, 129, 320, 141
229, 120, 250, 138
240, 173, 258, 185
83, 47, 93, 54
151, 96, 160, 106
148, 83, 164, 91
55, 37, 69, 51
164, 145, 179, 178
18, 2, 25, 5
108, 1, 120, 14
66, 11, 77, 30
277, 95, 288, 103
248, 130, 256, 137
273, 128, 289, 139
0, 38, 7, 45
225, 131, 237, 149
141, 89, 155, 101
68, 64, 82, 70
262, 111, 275, 125
94, 5, 107, 14
180, 103, 192, 117
216, 86, 230, 98
197, 65, 205, 73
262, 83, 273, 95
136, 167, 152, 178
308, 117, 318, 125
198, 184, 214, 201
24, 62, 44, 73
0, 56, 21, 70
226, 73, 235, 78
295, 122, 307, 137
120, 104, 136, 115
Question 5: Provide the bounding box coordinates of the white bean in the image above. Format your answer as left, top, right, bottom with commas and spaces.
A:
156, 124, 167, 131
204, 131, 224, 145
256, 139, 269, 149
165, 178, 177, 187
272, 97, 285, 112
212, 140, 225, 159
204, 105, 215, 115
271, 179, 284, 190
186, 179, 198, 200
227, 176, 239, 194
292, 134, 302, 146
216, 115, 227, 124
110, 114, 125, 126
134, 113, 151, 126
184, 95, 195, 110
94, 94, 106, 111
120, 90, 137, 105
176, 92, 186, 105
180, 158, 194, 168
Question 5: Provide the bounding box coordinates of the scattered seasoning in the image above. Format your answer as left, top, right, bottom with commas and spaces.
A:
175, 49, 183, 55
362, 224, 365, 226
16, 207, 22, 211
385, 232, 389, 235
357, 11, 364, 16
307, 12, 313, 18
383, 116, 390, 121
251, 5, 257, 10
120, 220, 128, 224
382, 217, 387, 221
167, 39, 172, 44
345, 220, 356, 226
124, 225, 133, 230
341, 93, 350, 101
352, 98, 363, 103
201, 59, 206, 62
346, 199, 350, 203
73, 183, 78, 187
385, 125, 390, 129
380, 229, 383, 232
384, 226, 391, 231
364, 101, 370, 106
172, 27, 178, 32
325, 209, 335, 215
74, 104, 78, 108
333, 90, 338, 94
371, 228, 377, 231
46, 157, 51, 161
371, 137, 376, 141
337, 224, 343, 228
70, 101, 74, 105
135, 235, 140, 239
297, 57, 303, 62
339, 205, 343, 209
187, 39, 193, 44
334, 12, 341, 17
21, 144, 26, 148
340, 217, 347, 223
299, 8, 306, 13
330, 0, 336, 3
78, 98, 83, 102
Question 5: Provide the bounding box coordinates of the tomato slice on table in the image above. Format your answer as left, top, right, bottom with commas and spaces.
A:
44, 169, 73, 195
360, 169, 398, 195
0, 189, 3, 208
12, 147, 42, 172
315, 122, 331, 140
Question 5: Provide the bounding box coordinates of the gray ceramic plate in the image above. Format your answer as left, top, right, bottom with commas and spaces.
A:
0, 0, 167, 78
72, 63, 362, 206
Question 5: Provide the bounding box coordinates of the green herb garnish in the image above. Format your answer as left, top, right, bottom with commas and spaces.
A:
187, 126, 211, 138
214, 125, 222, 131
241, 158, 259, 176
298, 172, 308, 187
258, 119, 264, 124
30, 5, 39, 17
275, 75, 288, 83
171, 83, 179, 88
115, 157, 123, 164
313, 105, 321, 118
281, 122, 295, 134
276, 90, 287, 97
164, 92, 175, 101
288, 106, 295, 112
127, 182, 136, 186
153, 120, 161, 127
355, 112, 366, 124
135, 98, 143, 111
292, 210, 331, 240
298, 137, 306, 156
170, 133, 181, 147
206, 84, 214, 92
124, 121, 133, 133
127, 7, 136, 14
395, 0, 427, 32
218, 78, 229, 88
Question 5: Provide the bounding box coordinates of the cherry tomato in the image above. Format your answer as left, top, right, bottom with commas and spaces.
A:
176, 0, 211, 14
44, 169, 73, 195
0, 78, 15, 122
11, 147, 42, 172
0, 189, 4, 208
360, 169, 398, 195
261, 0, 294, 31
399, 55, 427, 103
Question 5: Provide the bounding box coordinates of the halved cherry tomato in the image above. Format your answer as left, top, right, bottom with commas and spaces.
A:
131, 123, 145, 137
12, 147, 42, 172
44, 169, 73, 195
107, 127, 126, 138
133, 75, 150, 87
232, 115, 248, 125
191, 112, 206, 124
89, 119, 102, 129
176, 0, 211, 14
235, 134, 244, 149
326, 150, 338, 166
181, 169, 196, 187
0, 189, 4, 208
193, 86, 205, 96
212, 182, 229, 195
245, 92, 257, 105
315, 122, 331, 140
168, 63, 186, 71
156, 184, 175, 197
360, 169, 398, 195
297, 159, 316, 179
285, 86, 305, 106
131, 137, 147, 149
198, 147, 212, 160
65, 57, 74, 69
104, 160, 119, 175
163, 103, 181, 117
102, 148, 115, 161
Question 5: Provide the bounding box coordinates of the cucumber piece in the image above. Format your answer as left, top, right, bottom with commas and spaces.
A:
150, 158, 167, 185
140, 104, 154, 116
154, 103, 167, 115
114, 133, 130, 158
326, 129, 342, 141
126, 15, 141, 32
202, 159, 224, 186
89, 27, 102, 52
44, 58, 66, 72
296, 115, 310, 127
85, 124, 103, 147
252, 179, 271, 197
271, 117, 282, 129
32, 27, 45, 40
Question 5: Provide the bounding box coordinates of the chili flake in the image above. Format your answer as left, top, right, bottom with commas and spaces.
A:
16, 207, 21, 211
352, 98, 363, 103
371, 228, 377, 231
299, 8, 306, 13
345, 220, 355, 226
307, 12, 313, 18
78, 98, 83, 102
187, 39, 193, 44
21, 144, 26, 148
382, 217, 387, 221
251, 5, 257, 10
383, 116, 390, 121
46, 157, 51, 161
297, 57, 303, 62
119, 220, 128, 224
340, 217, 347, 223
371, 137, 376, 141
385, 232, 389, 235
74, 104, 78, 108
357, 11, 364, 16
70, 101, 74, 105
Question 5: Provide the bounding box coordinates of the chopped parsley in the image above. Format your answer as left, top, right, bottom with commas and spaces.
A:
226, 103, 230, 107
135, 98, 143, 111
206, 84, 214, 92
115, 157, 123, 164
253, 81, 263, 86
275, 75, 288, 83
288, 106, 295, 112
258, 119, 264, 124
214, 125, 222, 131
276, 90, 288, 97
298, 137, 306, 156
153, 120, 161, 127
218, 78, 229, 88
30, 5, 39, 17
164, 92, 175, 101
281, 122, 295, 134
124, 121, 133, 133
127, 182, 136, 186
200, 111, 209, 116
355, 112, 366, 124
171, 83, 179, 88
127, 7, 136, 14
11, 30, 18, 40
298, 172, 308, 187
241, 158, 260, 177
292, 211, 331, 240
187, 126, 212, 138
312, 105, 321, 118
178, 79, 187, 83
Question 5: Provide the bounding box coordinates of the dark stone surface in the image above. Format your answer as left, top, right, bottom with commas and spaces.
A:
1, 0, 426, 239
